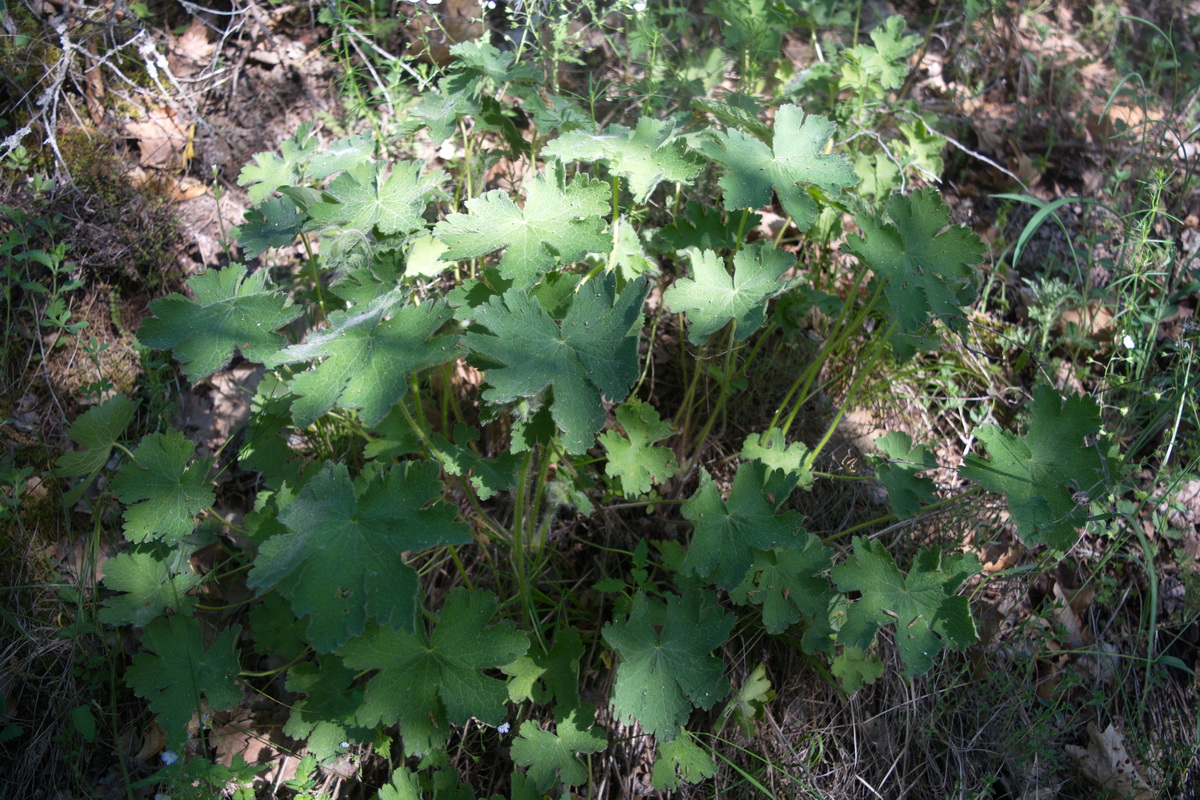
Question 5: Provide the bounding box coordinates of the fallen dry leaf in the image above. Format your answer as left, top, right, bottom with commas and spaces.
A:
125, 106, 189, 170
1065, 723, 1154, 799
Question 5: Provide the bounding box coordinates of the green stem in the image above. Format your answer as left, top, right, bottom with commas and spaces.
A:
682, 324, 739, 473
802, 323, 893, 472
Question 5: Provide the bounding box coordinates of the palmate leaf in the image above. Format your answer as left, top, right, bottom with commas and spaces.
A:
730, 533, 833, 641
237, 121, 317, 203
697, 104, 857, 232
651, 728, 717, 791
599, 399, 677, 497
664, 243, 796, 345
234, 196, 305, 259
282, 656, 372, 764
125, 615, 242, 747
279, 294, 456, 427
543, 116, 701, 202
55, 394, 139, 506
740, 429, 813, 490
138, 264, 303, 381
434, 162, 610, 287
463, 274, 648, 454
843, 188, 985, 359
840, 15, 919, 97
111, 431, 214, 546
831, 537, 980, 678
959, 384, 1105, 549
247, 461, 471, 653
602, 590, 733, 740
680, 462, 807, 588
98, 550, 201, 627
307, 161, 446, 237
427, 423, 520, 500
341, 588, 528, 757
872, 431, 938, 520
511, 704, 607, 792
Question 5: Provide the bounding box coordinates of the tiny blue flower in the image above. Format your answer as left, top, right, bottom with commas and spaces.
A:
496, 722, 511, 735
161, 750, 179, 766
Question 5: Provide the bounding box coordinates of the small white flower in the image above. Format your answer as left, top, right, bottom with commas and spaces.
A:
496, 722, 511, 735
161, 750, 179, 766
1123, 334, 1136, 350
340, 741, 351, 749
632, 0, 647, 10
426, 0, 442, 4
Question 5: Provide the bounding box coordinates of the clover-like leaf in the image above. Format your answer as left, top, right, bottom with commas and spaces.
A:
543, 117, 701, 203
138, 264, 304, 380
55, 394, 139, 506
98, 550, 201, 627
651, 728, 716, 791
602, 590, 733, 740
463, 274, 648, 454
663, 242, 795, 345
872, 431, 938, 520
307, 161, 445, 237
435, 162, 610, 286
680, 462, 807, 588
125, 615, 242, 747
511, 703, 607, 792
599, 399, 677, 497
730, 533, 833, 639
111, 431, 214, 546
697, 104, 857, 231
843, 188, 985, 356
831, 537, 980, 677
237, 122, 317, 203
247, 461, 471, 653
341, 588, 529, 757
959, 384, 1105, 549
279, 295, 456, 427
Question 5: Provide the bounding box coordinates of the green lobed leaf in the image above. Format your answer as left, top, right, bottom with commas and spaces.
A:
283, 656, 372, 764
511, 703, 607, 792
958, 384, 1105, 549
872, 431, 938, 520
237, 121, 317, 203
831, 537, 980, 677
463, 274, 648, 454
307, 161, 446, 237
98, 550, 201, 627
341, 588, 529, 757
543, 116, 702, 203
843, 188, 985, 356
729, 533, 834, 642
840, 16, 919, 96
434, 162, 610, 287
654, 200, 761, 253
663, 242, 796, 345
247, 461, 471, 653
740, 429, 813, 490
137, 263, 303, 380
427, 423, 520, 501
599, 399, 678, 497
830, 646, 884, 693
111, 431, 214, 546
234, 197, 305, 260
717, 662, 775, 738
602, 590, 733, 740
125, 615, 242, 747
651, 728, 717, 791
680, 462, 807, 588
279, 294, 457, 427
55, 394, 139, 506
697, 104, 857, 232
